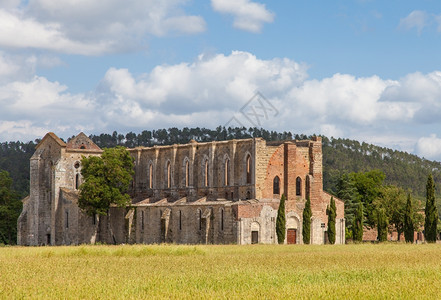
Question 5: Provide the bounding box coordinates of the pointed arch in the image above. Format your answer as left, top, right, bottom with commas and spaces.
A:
185, 160, 190, 187
245, 153, 252, 184
183, 157, 191, 187
166, 160, 171, 188
148, 161, 154, 189
202, 156, 209, 187
224, 154, 230, 186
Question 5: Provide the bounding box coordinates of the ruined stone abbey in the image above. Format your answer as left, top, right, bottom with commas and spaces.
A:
17, 132, 345, 246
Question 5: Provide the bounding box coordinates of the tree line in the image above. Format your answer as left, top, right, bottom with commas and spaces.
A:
1, 126, 441, 244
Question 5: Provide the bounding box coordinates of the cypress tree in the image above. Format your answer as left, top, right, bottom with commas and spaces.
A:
377, 208, 388, 242
424, 174, 438, 243
276, 194, 286, 244
327, 197, 336, 244
302, 197, 312, 244
404, 193, 414, 243
353, 202, 363, 242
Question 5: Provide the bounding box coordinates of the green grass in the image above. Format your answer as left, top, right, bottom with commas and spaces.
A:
1, 243, 441, 299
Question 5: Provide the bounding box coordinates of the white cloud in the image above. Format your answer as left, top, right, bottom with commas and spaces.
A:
211, 0, 274, 32
399, 10, 428, 34
99, 51, 308, 114
0, 0, 21, 9
0, 120, 48, 141
2, 50, 441, 161
416, 134, 441, 159
0, 0, 206, 54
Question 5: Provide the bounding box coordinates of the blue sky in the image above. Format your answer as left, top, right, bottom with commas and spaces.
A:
1, 0, 441, 160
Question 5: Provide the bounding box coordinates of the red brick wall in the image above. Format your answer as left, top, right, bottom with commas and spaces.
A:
261, 146, 284, 199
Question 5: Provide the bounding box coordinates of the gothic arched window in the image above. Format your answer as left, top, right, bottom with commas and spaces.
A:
204, 159, 209, 187
224, 158, 230, 186
185, 160, 190, 187
149, 163, 153, 189
166, 161, 171, 188
296, 177, 302, 196
246, 154, 251, 184
273, 176, 280, 195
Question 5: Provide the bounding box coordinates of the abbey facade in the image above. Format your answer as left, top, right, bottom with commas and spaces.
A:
18, 132, 345, 246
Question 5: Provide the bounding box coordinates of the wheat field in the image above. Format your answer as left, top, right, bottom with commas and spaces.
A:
1, 243, 440, 299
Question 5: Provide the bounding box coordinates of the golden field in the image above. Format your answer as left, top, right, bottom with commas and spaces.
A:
1, 243, 441, 299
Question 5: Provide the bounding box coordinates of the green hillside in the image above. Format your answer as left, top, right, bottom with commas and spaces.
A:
1, 127, 441, 199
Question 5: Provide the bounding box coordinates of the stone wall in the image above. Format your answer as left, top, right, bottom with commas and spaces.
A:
129, 139, 258, 203
18, 132, 345, 246
134, 199, 237, 244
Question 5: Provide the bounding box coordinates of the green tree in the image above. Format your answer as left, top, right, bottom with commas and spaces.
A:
376, 208, 388, 242
327, 197, 336, 244
351, 170, 385, 227
276, 194, 286, 244
79, 147, 134, 216
302, 197, 312, 244
0, 170, 22, 244
424, 174, 438, 242
404, 193, 414, 243
353, 202, 364, 242
375, 185, 406, 241
335, 172, 357, 234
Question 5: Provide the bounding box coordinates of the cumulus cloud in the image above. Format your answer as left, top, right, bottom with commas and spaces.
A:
2, 50, 441, 160
211, 0, 274, 32
399, 10, 428, 34
98, 51, 308, 115
0, 0, 206, 54
416, 134, 441, 159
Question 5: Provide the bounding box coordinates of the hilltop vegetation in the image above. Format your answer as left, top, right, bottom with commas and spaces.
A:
2, 127, 441, 199
1, 126, 441, 244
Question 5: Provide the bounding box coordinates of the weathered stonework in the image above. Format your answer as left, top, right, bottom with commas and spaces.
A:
18, 132, 345, 246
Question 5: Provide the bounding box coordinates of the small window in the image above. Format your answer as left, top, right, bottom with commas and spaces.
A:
166, 161, 171, 188
185, 160, 189, 187
179, 210, 182, 231
80, 145, 86, 149
65, 211, 69, 229
198, 209, 202, 230
75, 173, 79, 190
149, 163, 153, 189
273, 176, 280, 195
74, 162, 80, 169
141, 211, 145, 230
246, 155, 251, 184
204, 160, 209, 187
224, 158, 230, 186
246, 191, 251, 200
296, 177, 302, 196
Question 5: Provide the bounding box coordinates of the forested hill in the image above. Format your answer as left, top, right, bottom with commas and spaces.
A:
1, 127, 440, 198
321, 136, 441, 197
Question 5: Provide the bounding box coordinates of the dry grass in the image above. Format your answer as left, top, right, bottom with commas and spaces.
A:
1, 243, 441, 299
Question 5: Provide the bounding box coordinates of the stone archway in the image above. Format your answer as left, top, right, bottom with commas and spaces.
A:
286, 214, 300, 244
